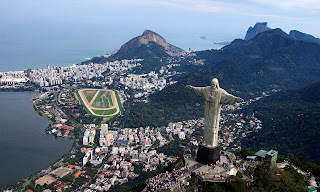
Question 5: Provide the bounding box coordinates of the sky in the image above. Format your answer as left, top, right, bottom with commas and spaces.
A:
1, 0, 319, 35
0, 0, 320, 71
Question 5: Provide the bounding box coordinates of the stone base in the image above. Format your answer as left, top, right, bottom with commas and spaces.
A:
196, 144, 221, 165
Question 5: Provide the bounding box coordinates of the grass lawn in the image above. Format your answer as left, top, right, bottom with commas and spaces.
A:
44, 114, 53, 118
115, 91, 123, 113
92, 90, 105, 108
92, 108, 117, 116
103, 93, 113, 108
83, 90, 98, 103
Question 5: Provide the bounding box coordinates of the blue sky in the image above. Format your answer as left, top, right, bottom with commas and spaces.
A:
1, 0, 320, 38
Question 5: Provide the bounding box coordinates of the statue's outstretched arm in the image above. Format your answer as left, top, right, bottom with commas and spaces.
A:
220, 90, 244, 104
186, 85, 207, 98
235, 97, 244, 103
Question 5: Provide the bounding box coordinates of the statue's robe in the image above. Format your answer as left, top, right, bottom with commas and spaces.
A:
191, 86, 239, 147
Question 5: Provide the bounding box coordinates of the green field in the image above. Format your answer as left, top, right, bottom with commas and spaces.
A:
92, 90, 114, 108
76, 90, 93, 115
92, 108, 117, 115
83, 90, 98, 103
115, 91, 123, 113
103, 93, 113, 108
77, 89, 121, 117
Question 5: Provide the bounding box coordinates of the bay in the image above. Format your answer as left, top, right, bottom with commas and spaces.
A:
0, 24, 224, 73
0, 92, 73, 189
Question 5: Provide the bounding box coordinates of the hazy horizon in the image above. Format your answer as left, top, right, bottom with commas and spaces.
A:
1, 0, 320, 72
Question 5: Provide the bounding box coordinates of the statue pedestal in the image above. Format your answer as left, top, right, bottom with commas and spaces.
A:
196, 144, 221, 165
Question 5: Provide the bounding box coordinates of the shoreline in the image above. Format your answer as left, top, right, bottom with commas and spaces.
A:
0, 91, 76, 191
0, 60, 79, 74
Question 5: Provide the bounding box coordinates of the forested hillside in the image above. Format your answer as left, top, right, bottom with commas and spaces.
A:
241, 82, 320, 164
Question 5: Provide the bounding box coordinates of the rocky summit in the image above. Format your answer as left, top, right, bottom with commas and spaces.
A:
244, 22, 271, 41
117, 30, 185, 56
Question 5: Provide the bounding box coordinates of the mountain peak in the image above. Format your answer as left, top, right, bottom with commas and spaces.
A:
244, 22, 271, 41
254, 28, 291, 40
142, 29, 158, 36
141, 29, 167, 46
117, 30, 185, 56
289, 30, 320, 45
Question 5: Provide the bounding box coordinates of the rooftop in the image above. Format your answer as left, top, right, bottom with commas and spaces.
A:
255, 150, 267, 158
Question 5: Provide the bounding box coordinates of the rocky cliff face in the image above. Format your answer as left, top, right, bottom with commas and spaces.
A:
117, 30, 185, 56
244, 22, 271, 41
289, 30, 320, 45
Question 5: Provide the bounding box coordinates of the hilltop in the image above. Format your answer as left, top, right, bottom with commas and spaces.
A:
117, 30, 185, 57
244, 22, 271, 40
289, 30, 320, 45
83, 30, 186, 73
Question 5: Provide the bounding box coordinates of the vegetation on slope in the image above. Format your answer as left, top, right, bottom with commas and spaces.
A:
242, 82, 320, 164
125, 29, 320, 129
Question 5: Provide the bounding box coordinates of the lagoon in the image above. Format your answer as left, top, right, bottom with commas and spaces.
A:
0, 92, 73, 189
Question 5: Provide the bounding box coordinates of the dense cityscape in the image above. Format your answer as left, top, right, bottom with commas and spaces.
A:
0, 51, 318, 192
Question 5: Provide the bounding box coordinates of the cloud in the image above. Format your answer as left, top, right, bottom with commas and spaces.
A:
103, 0, 320, 20
249, 0, 320, 12
110, 0, 238, 13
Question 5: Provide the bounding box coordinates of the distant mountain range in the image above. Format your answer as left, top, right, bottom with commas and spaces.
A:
244, 22, 320, 45
197, 28, 320, 92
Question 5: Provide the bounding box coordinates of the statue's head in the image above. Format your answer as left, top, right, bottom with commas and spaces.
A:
211, 78, 220, 89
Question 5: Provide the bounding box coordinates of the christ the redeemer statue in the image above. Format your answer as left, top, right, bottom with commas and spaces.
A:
187, 78, 243, 148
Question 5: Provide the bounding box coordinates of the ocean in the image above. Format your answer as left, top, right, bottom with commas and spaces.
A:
0, 26, 223, 72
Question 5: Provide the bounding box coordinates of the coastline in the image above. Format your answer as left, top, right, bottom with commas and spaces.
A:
0, 91, 75, 190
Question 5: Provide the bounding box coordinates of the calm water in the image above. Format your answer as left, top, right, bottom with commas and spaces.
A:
0, 24, 224, 72
0, 92, 73, 189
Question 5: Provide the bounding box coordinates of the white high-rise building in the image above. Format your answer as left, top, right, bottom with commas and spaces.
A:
178, 131, 185, 140
100, 124, 108, 134
83, 128, 96, 145
83, 151, 91, 166
83, 129, 90, 145
88, 129, 96, 144
99, 124, 109, 147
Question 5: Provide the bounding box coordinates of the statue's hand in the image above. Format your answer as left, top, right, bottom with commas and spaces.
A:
236, 97, 244, 103
186, 85, 193, 89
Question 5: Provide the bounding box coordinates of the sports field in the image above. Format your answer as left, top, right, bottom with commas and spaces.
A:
76, 88, 121, 117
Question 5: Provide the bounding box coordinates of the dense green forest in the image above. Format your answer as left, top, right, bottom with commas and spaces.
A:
197, 29, 320, 91
242, 82, 320, 164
